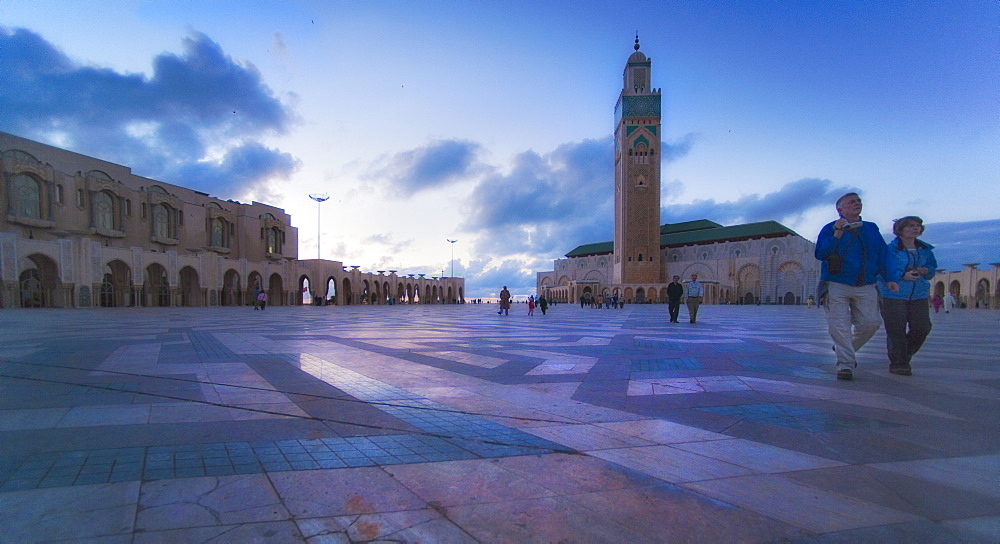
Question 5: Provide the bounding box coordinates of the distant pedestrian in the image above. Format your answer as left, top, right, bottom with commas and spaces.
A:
256, 290, 268, 310
943, 292, 955, 313
685, 274, 704, 323
527, 296, 535, 316
498, 286, 511, 315
931, 294, 943, 313
252, 287, 262, 310
666, 275, 683, 323
539, 296, 548, 315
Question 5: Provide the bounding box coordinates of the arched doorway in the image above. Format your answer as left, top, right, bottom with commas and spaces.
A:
326, 277, 337, 305
783, 292, 796, 305
101, 260, 132, 307
179, 266, 201, 307
738, 264, 761, 305
268, 273, 283, 306
247, 272, 263, 306
222, 270, 242, 306
976, 279, 991, 308
144, 263, 171, 307
341, 278, 352, 305
300, 275, 313, 305
19, 254, 61, 308
635, 287, 646, 303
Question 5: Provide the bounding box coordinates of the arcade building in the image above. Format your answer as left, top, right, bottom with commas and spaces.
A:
1, 132, 464, 309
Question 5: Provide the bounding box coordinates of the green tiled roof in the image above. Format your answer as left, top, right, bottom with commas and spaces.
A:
659, 219, 722, 235
660, 221, 799, 246
564, 220, 799, 257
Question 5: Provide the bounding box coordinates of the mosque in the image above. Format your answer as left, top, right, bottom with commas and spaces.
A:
0, 132, 464, 308
536, 39, 822, 305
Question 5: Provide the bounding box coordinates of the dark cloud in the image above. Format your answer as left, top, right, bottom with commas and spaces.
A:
0, 27, 297, 200
661, 178, 854, 225
899, 219, 1000, 272
366, 139, 482, 196
168, 141, 299, 198
463, 137, 614, 257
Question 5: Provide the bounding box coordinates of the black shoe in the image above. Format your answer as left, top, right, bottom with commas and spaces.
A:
889, 366, 912, 376
837, 368, 853, 381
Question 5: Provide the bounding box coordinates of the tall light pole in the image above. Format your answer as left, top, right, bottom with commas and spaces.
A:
446, 239, 457, 278
308, 193, 329, 259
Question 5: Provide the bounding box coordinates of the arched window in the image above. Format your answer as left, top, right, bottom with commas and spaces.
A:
94, 191, 114, 230
13, 174, 41, 218
211, 217, 228, 248
266, 227, 280, 254
152, 204, 171, 238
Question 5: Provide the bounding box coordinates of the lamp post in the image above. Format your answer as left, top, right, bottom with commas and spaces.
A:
446, 239, 457, 278
308, 193, 329, 259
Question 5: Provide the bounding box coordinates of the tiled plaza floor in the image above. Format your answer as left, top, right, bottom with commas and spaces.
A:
1, 303, 998, 543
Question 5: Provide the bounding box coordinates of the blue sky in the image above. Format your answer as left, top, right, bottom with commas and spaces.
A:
2, 1, 997, 298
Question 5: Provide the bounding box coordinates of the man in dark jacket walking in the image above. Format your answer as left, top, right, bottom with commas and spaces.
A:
666, 275, 683, 323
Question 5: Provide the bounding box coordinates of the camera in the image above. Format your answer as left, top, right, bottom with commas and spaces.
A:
843, 221, 863, 230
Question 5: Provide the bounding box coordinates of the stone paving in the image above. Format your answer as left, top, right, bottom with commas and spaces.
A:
0, 303, 997, 543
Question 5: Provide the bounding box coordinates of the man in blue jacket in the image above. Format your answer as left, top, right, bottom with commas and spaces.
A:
815, 193, 899, 380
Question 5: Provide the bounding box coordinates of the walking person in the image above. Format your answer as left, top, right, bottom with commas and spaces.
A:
878, 217, 937, 376
666, 275, 683, 323
943, 292, 955, 313
685, 274, 704, 323
498, 286, 511, 315
931, 294, 943, 313
256, 289, 268, 311
527, 295, 535, 316
815, 192, 899, 381
538, 295, 548, 315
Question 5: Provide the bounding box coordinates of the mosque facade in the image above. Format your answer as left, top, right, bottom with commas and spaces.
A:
1, 131, 464, 309
537, 40, 822, 306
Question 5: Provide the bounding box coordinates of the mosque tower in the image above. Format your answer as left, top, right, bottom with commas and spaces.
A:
613, 36, 662, 287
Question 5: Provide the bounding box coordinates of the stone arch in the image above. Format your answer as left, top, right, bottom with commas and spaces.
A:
222, 269, 242, 306
19, 253, 61, 308
178, 266, 201, 307
775, 261, 805, 305
101, 259, 132, 307
949, 280, 961, 299
267, 273, 283, 306
782, 292, 796, 305
635, 287, 646, 303
933, 281, 945, 298
247, 271, 264, 305
341, 278, 352, 305
299, 275, 313, 305
144, 263, 171, 307
976, 279, 991, 308
737, 264, 761, 305
326, 277, 338, 304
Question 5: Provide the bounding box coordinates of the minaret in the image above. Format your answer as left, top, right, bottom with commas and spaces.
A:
613, 36, 662, 286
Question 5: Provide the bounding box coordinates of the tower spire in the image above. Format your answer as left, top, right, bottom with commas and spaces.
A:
634, 33, 640, 51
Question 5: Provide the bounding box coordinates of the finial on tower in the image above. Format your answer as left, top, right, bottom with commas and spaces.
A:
634, 33, 640, 51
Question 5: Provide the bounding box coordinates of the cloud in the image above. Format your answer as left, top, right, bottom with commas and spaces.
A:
661, 178, 854, 226
168, 141, 300, 198
904, 219, 1000, 272
0, 27, 297, 200
365, 139, 482, 196
463, 137, 614, 257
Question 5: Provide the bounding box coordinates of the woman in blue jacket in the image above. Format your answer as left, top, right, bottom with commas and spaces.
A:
877, 216, 937, 375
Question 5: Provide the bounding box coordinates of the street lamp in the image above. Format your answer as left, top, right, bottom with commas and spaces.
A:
308, 193, 330, 259
446, 239, 457, 278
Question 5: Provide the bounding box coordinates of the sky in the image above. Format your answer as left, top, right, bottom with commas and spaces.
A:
2, 1, 997, 299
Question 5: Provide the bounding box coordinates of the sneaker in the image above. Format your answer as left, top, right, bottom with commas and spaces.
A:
837, 368, 853, 381
889, 366, 912, 376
